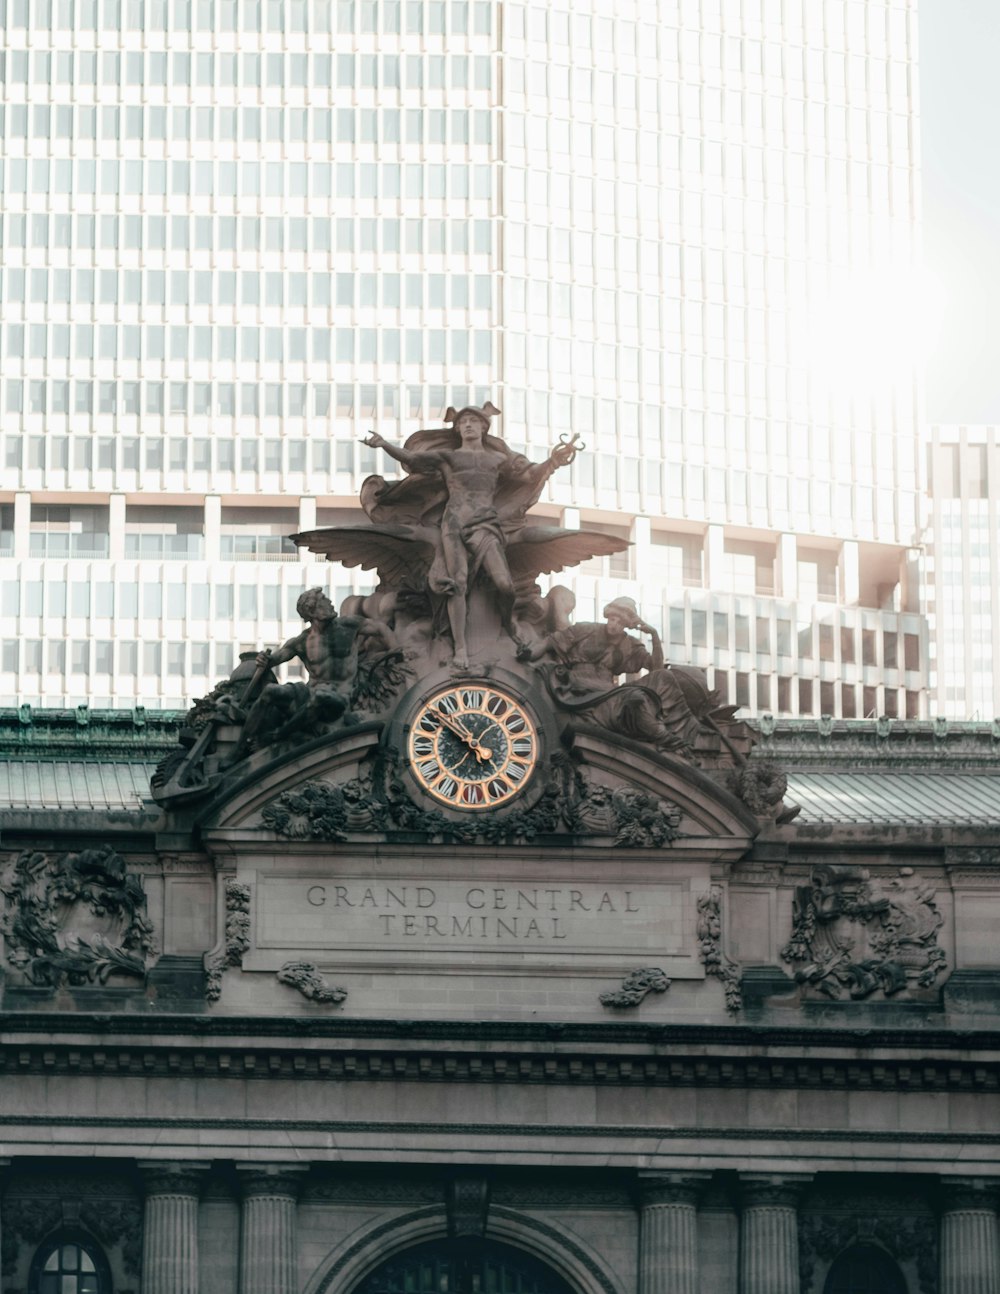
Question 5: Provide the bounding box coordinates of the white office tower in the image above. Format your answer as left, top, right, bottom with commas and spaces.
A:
0, 0, 926, 717
923, 425, 1000, 720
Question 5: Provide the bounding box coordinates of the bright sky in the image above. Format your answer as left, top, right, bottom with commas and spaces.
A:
920, 0, 1000, 424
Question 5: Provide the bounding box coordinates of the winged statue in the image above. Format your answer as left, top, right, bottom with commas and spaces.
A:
291, 402, 629, 668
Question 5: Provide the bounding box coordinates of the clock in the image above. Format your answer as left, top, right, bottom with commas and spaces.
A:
407, 683, 539, 810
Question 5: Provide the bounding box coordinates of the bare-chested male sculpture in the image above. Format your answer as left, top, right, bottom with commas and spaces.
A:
230, 587, 392, 759
363, 404, 578, 668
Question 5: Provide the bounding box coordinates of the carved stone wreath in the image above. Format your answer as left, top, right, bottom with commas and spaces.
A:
781, 865, 947, 1001
0, 847, 154, 989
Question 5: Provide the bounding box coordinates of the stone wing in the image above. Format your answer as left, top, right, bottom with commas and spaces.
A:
506, 526, 631, 579
289, 526, 436, 588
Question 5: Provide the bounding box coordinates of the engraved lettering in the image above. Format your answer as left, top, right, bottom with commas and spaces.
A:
359, 888, 378, 907
403, 914, 418, 935
544, 889, 560, 910
417, 887, 436, 908
307, 885, 326, 906
524, 918, 543, 938
334, 885, 353, 907
625, 891, 639, 913
496, 917, 518, 938
466, 888, 486, 909
516, 890, 538, 910
378, 914, 395, 934
552, 917, 566, 939
385, 887, 407, 907
597, 892, 616, 912
493, 887, 507, 910
424, 914, 443, 935
570, 889, 590, 911
451, 916, 473, 936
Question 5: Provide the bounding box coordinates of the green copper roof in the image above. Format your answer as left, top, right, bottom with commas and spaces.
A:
1, 711, 1000, 824
0, 758, 160, 811
786, 771, 1000, 826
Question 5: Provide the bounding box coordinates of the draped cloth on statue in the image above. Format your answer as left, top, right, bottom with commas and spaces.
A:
534, 623, 707, 753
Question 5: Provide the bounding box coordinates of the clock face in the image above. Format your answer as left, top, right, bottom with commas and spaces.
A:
407, 684, 538, 810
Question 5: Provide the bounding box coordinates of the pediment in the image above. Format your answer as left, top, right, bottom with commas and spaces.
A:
197, 706, 760, 862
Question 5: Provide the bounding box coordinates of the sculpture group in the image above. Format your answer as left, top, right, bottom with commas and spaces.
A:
156, 401, 774, 812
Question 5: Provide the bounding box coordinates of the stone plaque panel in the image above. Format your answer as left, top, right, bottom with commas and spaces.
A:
245, 861, 707, 976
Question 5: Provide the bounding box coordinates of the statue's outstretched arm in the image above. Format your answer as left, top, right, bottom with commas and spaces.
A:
362, 432, 441, 476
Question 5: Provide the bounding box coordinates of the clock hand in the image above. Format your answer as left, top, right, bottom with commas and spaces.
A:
435, 709, 475, 742
435, 709, 493, 762
432, 709, 491, 755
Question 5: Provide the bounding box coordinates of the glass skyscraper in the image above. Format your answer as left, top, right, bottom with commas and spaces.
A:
0, 0, 927, 718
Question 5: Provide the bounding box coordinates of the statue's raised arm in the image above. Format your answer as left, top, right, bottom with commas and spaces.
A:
361, 431, 445, 478
359, 403, 581, 669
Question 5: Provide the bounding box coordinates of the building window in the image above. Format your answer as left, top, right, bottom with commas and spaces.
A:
352, 1238, 574, 1294
823, 1243, 907, 1294
30, 1235, 111, 1294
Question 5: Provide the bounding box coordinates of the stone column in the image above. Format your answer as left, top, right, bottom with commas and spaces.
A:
738, 1174, 811, 1294
139, 1161, 210, 1294
638, 1172, 712, 1294
940, 1178, 1000, 1294
236, 1164, 308, 1294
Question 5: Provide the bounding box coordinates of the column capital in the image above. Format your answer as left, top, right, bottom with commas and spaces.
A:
637, 1171, 713, 1208
138, 1161, 212, 1197
739, 1173, 812, 1209
236, 1163, 309, 1200
939, 1177, 1000, 1212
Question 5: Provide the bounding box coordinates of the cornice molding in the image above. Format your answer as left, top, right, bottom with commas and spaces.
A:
0, 1020, 994, 1094
0, 1010, 995, 1052
0, 1116, 998, 1148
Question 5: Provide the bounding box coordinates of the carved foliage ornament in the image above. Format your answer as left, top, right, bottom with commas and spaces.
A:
277, 961, 347, 1004
0, 847, 154, 988
599, 967, 671, 1009
781, 865, 947, 1000
204, 879, 251, 1002
799, 1214, 936, 1294
1, 1194, 142, 1278
261, 754, 682, 849
696, 885, 743, 1011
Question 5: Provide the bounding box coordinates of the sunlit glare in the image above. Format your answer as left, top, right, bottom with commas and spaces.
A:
798, 267, 943, 398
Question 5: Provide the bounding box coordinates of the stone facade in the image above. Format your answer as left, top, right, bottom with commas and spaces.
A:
1, 425, 999, 1292
0, 708, 998, 1294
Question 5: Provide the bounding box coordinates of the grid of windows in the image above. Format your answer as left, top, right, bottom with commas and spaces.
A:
0, 0, 928, 714
924, 427, 1000, 719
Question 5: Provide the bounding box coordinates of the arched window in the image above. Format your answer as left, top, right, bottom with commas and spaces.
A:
823, 1243, 908, 1294
29, 1235, 111, 1294
352, 1237, 577, 1294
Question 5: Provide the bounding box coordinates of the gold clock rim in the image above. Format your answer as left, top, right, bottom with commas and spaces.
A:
407, 682, 539, 811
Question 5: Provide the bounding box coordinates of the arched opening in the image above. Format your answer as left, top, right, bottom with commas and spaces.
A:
28, 1233, 112, 1294
351, 1237, 578, 1294
823, 1243, 908, 1294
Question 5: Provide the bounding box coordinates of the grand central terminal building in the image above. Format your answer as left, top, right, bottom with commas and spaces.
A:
1, 411, 999, 1294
